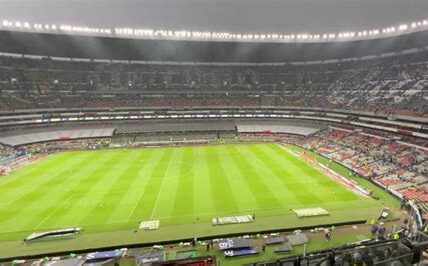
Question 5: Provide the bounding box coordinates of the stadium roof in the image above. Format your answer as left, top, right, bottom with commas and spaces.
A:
0, 0, 428, 43
1, 29, 427, 62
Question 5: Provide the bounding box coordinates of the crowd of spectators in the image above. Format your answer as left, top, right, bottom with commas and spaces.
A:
294, 127, 428, 213
0, 50, 427, 116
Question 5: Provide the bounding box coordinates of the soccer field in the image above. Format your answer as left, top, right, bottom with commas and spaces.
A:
0, 143, 388, 255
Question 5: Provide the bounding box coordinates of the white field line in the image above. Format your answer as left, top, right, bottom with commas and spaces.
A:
154, 199, 369, 220
34, 195, 75, 230
128, 194, 146, 221
150, 152, 175, 219
0, 199, 376, 234
283, 144, 370, 197
124, 155, 165, 220
1, 156, 91, 207
128, 189, 151, 220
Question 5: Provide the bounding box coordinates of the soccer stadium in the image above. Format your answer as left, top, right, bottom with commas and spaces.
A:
0, 0, 427, 265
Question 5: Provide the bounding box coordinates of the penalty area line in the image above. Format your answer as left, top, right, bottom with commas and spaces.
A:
34, 195, 75, 230
150, 152, 175, 220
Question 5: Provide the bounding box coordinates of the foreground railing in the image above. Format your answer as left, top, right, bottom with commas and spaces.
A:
253, 239, 415, 266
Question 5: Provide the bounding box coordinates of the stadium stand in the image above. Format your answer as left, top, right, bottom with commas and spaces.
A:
296, 127, 428, 213
0, 128, 115, 146
0, 22, 427, 265
237, 125, 321, 136
0, 49, 427, 116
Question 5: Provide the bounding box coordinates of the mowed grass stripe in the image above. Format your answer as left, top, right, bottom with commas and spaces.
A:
266, 144, 359, 202
249, 144, 303, 183
270, 145, 359, 203
171, 147, 195, 217
128, 148, 174, 221
243, 143, 332, 206
245, 144, 319, 204
40, 151, 131, 229
0, 153, 71, 198
216, 145, 260, 211
0, 152, 102, 230
192, 147, 216, 216
73, 150, 143, 227
206, 146, 239, 212
228, 145, 283, 208
106, 149, 156, 224
267, 144, 324, 179
151, 148, 183, 219
121, 148, 166, 222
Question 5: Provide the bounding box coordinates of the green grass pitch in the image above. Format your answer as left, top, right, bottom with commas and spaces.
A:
0, 143, 393, 257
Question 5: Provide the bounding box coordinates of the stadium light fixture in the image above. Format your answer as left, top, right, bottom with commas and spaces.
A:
399, 24, 408, 31
1, 17, 427, 43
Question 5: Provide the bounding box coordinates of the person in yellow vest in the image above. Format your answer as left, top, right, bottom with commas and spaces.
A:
393, 233, 400, 240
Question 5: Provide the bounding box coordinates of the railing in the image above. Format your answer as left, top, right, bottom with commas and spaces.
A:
253, 240, 415, 266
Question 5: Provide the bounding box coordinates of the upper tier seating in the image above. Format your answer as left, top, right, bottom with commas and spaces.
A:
0, 51, 427, 116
